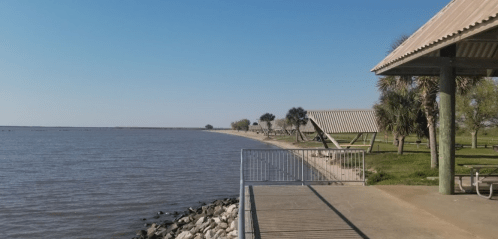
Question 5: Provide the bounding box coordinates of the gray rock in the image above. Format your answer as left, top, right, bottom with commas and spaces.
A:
219, 223, 228, 230
195, 216, 206, 226
155, 228, 168, 237
205, 229, 215, 239
228, 230, 238, 238
147, 223, 157, 236
177, 231, 194, 239
136, 230, 146, 237
179, 216, 190, 224
214, 228, 227, 238
169, 223, 179, 232
230, 220, 237, 231
164, 233, 174, 239
226, 204, 237, 214
198, 221, 211, 232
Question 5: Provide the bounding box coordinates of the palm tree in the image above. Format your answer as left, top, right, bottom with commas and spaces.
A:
376, 75, 414, 146
286, 107, 308, 142
374, 89, 426, 155
414, 75, 481, 166
416, 76, 439, 168
259, 113, 275, 137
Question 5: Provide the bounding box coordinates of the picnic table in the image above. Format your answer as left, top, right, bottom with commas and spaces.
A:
459, 164, 498, 199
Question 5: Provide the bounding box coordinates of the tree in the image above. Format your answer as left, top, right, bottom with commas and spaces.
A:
286, 107, 308, 142
374, 82, 427, 155
376, 75, 415, 147
230, 119, 250, 131
456, 78, 498, 148
237, 119, 251, 131
275, 118, 290, 135
259, 113, 275, 137
252, 122, 258, 126
413, 75, 480, 167
416, 76, 439, 168
205, 124, 213, 130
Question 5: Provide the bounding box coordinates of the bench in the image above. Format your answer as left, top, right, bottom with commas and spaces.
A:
456, 174, 498, 193
476, 179, 498, 199
456, 174, 472, 192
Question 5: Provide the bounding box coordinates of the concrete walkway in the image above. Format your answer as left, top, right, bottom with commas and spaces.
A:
244, 185, 497, 239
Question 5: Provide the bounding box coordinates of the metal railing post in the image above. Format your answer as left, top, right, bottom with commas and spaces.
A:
362, 151, 365, 186
239, 149, 245, 239
301, 150, 304, 186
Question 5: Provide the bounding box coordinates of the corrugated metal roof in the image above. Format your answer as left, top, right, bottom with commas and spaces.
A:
258, 119, 316, 133
248, 125, 261, 131
300, 119, 316, 133
372, 0, 498, 73
307, 110, 379, 133
258, 120, 281, 130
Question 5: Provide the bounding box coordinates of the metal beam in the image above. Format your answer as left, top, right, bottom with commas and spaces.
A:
310, 119, 328, 149
322, 132, 342, 149
380, 67, 494, 77
346, 133, 363, 149
393, 57, 498, 70
367, 133, 377, 153
309, 118, 342, 149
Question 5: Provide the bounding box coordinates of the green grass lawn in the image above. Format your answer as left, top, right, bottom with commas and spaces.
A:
271, 132, 498, 186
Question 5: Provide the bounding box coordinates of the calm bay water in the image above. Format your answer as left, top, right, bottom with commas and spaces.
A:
0, 127, 276, 238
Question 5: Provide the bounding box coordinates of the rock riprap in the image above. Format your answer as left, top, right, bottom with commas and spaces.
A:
133, 198, 239, 239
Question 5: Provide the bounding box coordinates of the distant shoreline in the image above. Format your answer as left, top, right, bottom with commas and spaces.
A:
0, 126, 230, 130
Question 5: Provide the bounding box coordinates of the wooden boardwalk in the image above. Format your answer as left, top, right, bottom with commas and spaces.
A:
244, 185, 367, 239
243, 185, 493, 239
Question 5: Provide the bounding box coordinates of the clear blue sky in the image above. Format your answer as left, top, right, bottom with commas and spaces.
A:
0, 0, 450, 127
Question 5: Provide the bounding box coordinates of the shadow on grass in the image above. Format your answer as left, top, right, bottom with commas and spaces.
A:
456, 155, 498, 159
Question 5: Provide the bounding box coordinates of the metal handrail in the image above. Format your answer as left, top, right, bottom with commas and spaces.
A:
238, 148, 365, 239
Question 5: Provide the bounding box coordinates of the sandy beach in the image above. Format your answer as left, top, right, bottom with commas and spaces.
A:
209, 130, 301, 150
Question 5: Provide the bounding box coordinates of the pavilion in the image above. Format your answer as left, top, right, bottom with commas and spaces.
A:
372, 0, 498, 194
307, 110, 379, 153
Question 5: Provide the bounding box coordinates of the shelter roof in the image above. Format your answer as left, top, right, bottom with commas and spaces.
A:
258, 120, 281, 130
372, 0, 498, 76
307, 110, 379, 133
248, 125, 261, 131
300, 119, 316, 133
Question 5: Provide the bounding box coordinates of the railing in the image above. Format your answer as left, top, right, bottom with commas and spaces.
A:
238, 148, 365, 239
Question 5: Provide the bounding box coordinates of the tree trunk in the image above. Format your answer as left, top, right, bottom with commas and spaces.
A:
471, 130, 478, 149
397, 136, 405, 155
393, 132, 399, 146
295, 127, 299, 142
427, 117, 438, 169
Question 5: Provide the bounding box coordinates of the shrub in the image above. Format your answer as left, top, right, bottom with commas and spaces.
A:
367, 171, 393, 185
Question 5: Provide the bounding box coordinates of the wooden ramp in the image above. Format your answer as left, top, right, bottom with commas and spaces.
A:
244, 185, 366, 239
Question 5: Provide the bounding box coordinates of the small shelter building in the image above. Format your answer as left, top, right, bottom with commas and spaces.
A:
307, 110, 380, 153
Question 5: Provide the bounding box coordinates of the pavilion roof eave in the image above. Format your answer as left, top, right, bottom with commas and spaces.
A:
372, 0, 498, 76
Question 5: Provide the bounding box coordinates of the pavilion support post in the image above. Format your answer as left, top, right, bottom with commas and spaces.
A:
310, 120, 328, 149
323, 132, 342, 149
346, 133, 363, 149
367, 132, 377, 153
439, 64, 456, 195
